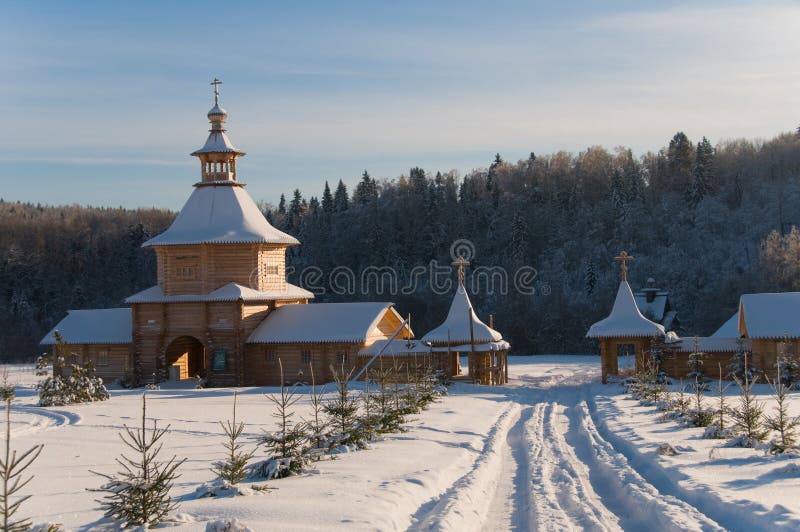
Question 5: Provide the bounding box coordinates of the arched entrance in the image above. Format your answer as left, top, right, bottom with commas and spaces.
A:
165, 336, 205, 380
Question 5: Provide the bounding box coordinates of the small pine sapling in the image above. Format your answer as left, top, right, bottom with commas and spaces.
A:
776, 336, 800, 390
303, 364, 329, 459
369, 366, 405, 434
359, 375, 379, 443
323, 364, 365, 450
686, 337, 707, 383
1, 376, 44, 532
92, 394, 185, 527
728, 338, 756, 381
258, 360, 310, 479
672, 380, 691, 418
729, 353, 769, 447
688, 376, 714, 427
765, 365, 800, 454
212, 392, 256, 484
705, 364, 733, 439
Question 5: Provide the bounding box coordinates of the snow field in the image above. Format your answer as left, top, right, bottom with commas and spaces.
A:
6, 356, 800, 530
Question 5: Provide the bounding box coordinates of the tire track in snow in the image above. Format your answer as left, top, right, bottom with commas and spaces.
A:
9, 405, 82, 436
527, 400, 620, 531
409, 401, 520, 532
564, 399, 723, 531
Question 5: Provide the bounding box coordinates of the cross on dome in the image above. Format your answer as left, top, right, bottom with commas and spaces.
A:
451, 256, 470, 286
211, 78, 222, 105
614, 251, 634, 281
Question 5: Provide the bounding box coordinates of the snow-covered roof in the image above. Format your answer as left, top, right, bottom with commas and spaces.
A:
125, 282, 313, 304
676, 336, 748, 353
41, 308, 132, 345
430, 340, 511, 353
587, 281, 666, 339
634, 293, 668, 321
711, 312, 740, 338
142, 184, 299, 247
247, 302, 402, 344
191, 130, 244, 155
739, 293, 800, 339
358, 339, 431, 357
420, 285, 504, 345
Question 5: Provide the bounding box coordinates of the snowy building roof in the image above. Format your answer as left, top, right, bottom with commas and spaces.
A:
41, 308, 132, 345
430, 340, 511, 353
191, 129, 244, 155
711, 312, 740, 338
142, 184, 299, 247
739, 293, 800, 339
587, 281, 666, 339
634, 291, 668, 322
247, 302, 403, 344
358, 339, 431, 357
125, 282, 313, 304
420, 285, 504, 345
676, 336, 748, 353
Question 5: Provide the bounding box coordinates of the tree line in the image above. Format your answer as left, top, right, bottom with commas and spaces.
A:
2, 129, 800, 360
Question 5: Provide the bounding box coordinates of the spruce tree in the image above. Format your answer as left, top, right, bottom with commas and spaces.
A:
303, 364, 329, 458
333, 180, 349, 212
93, 394, 185, 527
259, 360, 309, 479
323, 365, 364, 449
212, 392, 256, 485
686, 337, 707, 383
730, 354, 768, 446
1, 379, 44, 532
321, 181, 333, 214
706, 363, 732, 438
765, 366, 800, 454
776, 336, 800, 389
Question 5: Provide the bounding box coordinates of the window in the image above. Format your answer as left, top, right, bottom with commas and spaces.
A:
617, 343, 635, 357
265, 351, 276, 364
263, 264, 280, 276
97, 350, 109, 366
176, 266, 197, 278
337, 351, 348, 365
301, 351, 312, 365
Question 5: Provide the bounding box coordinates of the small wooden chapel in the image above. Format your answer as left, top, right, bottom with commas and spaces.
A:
42, 80, 411, 386
586, 252, 672, 383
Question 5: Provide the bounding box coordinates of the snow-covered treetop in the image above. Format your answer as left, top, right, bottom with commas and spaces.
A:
587, 281, 666, 339
421, 285, 504, 346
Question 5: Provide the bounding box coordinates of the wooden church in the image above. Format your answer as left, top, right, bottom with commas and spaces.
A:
42, 81, 411, 386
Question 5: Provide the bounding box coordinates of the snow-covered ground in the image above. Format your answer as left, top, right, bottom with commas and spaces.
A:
6, 356, 800, 531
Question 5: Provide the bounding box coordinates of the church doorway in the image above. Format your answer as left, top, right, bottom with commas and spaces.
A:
165, 336, 205, 380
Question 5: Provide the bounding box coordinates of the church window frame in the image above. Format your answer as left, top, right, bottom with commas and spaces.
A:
301, 350, 312, 365
336, 351, 348, 366
265, 350, 276, 364
97, 350, 109, 366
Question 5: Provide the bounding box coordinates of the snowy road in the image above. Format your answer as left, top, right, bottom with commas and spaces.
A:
413, 361, 726, 532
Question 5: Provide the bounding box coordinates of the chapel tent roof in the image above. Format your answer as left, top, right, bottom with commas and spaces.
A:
41, 308, 132, 345
247, 302, 404, 344
125, 282, 313, 304
587, 281, 666, 339
711, 312, 740, 338
420, 285, 503, 345
739, 293, 800, 339
142, 184, 299, 247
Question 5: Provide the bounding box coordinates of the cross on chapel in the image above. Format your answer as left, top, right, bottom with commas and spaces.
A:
211, 78, 222, 104
614, 251, 634, 281
452, 256, 470, 286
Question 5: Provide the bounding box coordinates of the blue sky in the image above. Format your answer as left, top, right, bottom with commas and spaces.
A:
1, 0, 798, 209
